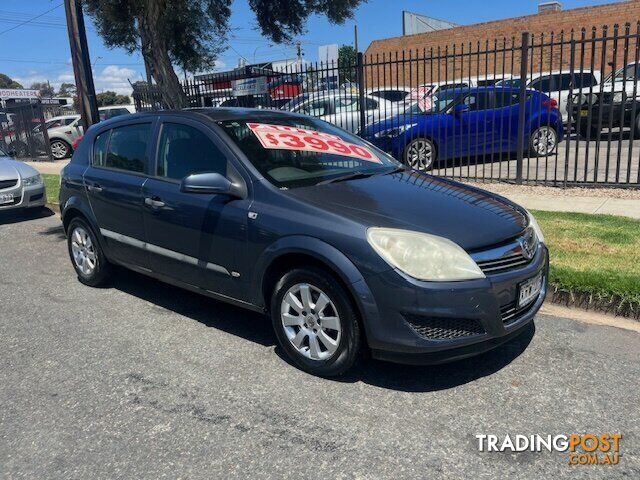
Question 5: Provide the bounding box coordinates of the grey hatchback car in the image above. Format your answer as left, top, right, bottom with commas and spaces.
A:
59, 108, 548, 376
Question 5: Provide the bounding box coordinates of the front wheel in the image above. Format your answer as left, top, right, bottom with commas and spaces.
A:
529, 126, 558, 157
67, 218, 112, 287
403, 137, 437, 171
50, 139, 72, 159
271, 267, 362, 377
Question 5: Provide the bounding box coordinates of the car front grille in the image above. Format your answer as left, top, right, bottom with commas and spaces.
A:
404, 314, 485, 341
0, 179, 18, 190
476, 252, 532, 274
472, 227, 538, 275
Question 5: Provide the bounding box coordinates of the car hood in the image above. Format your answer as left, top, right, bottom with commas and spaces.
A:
0, 157, 38, 180
286, 170, 528, 251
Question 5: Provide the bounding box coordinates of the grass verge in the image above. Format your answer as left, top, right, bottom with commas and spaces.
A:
533, 210, 640, 319
42, 173, 60, 205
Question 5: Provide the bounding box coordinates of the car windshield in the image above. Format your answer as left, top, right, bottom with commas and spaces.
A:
217, 116, 399, 188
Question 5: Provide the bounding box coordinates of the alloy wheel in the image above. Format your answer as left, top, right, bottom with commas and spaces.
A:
532, 126, 557, 156
70, 226, 97, 276
280, 283, 341, 361
50, 140, 69, 160
406, 139, 434, 170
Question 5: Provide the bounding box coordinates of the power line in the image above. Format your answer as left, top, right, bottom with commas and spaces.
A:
0, 3, 63, 37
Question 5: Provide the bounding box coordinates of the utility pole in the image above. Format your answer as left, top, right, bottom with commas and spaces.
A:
64, 0, 99, 128
296, 41, 303, 69
354, 25, 359, 53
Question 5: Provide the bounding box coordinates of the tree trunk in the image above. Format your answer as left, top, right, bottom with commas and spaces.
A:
139, 0, 187, 109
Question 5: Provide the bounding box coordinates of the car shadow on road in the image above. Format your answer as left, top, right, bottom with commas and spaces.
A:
110, 267, 534, 393
0, 207, 54, 225
111, 268, 277, 347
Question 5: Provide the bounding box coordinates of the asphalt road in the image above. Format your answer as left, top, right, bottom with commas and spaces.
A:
1, 211, 639, 479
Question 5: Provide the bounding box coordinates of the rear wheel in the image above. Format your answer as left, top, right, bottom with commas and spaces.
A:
50, 139, 72, 159
67, 217, 111, 287
403, 137, 436, 171
529, 126, 557, 156
271, 267, 361, 377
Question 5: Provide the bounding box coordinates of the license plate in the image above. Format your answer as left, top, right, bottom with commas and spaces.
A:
580, 110, 589, 117
0, 193, 14, 205
518, 272, 543, 308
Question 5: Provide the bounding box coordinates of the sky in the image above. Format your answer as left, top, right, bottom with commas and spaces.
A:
0, 0, 622, 95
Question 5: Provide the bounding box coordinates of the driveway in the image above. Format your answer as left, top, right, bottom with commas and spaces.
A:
0, 213, 638, 479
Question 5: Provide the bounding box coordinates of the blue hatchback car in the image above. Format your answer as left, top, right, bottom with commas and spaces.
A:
363, 87, 564, 170
60, 108, 548, 377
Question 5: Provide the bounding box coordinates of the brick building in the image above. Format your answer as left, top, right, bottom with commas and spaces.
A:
363, 1, 640, 87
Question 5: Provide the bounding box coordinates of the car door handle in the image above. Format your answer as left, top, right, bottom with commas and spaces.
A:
87, 183, 103, 193
144, 196, 165, 208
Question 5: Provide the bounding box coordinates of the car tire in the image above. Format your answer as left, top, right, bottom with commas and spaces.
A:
529, 126, 558, 157
270, 267, 362, 377
403, 137, 437, 171
67, 217, 112, 287
50, 139, 72, 160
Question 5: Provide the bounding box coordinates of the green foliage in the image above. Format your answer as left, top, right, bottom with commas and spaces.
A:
0, 73, 23, 89
96, 91, 131, 106
338, 44, 357, 83
30, 82, 55, 97
58, 83, 77, 97
84, 0, 364, 69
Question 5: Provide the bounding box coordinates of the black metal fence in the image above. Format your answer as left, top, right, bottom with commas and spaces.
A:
134, 23, 640, 188
0, 102, 51, 159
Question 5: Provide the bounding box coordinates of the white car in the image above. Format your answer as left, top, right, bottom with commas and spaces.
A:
496, 71, 601, 122
0, 149, 46, 211
289, 93, 394, 132
44, 105, 137, 159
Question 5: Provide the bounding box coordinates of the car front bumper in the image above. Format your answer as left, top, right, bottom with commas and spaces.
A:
0, 182, 46, 211
358, 244, 549, 365
570, 103, 635, 128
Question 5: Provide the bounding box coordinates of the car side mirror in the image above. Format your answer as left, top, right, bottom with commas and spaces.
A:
180, 172, 243, 198
452, 104, 470, 115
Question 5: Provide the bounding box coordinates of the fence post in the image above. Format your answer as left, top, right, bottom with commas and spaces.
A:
515, 32, 530, 185
357, 52, 366, 135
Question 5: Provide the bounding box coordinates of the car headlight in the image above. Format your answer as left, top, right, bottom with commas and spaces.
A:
22, 173, 42, 187
525, 209, 545, 244
367, 227, 485, 281
612, 92, 625, 103
373, 123, 417, 139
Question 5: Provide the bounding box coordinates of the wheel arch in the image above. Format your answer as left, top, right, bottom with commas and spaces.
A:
254, 236, 380, 346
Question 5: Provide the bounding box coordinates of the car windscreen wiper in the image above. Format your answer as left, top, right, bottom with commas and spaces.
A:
316, 171, 379, 185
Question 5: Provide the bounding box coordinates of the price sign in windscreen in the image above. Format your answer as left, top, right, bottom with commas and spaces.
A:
247, 123, 381, 164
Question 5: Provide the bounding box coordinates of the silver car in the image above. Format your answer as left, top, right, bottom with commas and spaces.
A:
0, 149, 46, 211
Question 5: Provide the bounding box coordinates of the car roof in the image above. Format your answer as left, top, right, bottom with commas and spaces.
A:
49, 114, 79, 120
99, 107, 311, 125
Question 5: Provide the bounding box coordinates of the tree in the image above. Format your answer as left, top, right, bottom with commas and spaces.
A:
96, 90, 131, 106
84, 0, 364, 109
30, 81, 56, 97
338, 44, 357, 84
0, 73, 23, 89
58, 82, 77, 97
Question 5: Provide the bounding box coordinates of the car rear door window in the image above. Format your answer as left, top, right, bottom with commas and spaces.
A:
104, 123, 151, 173
574, 73, 598, 89
529, 75, 556, 92
156, 123, 227, 180
494, 91, 520, 108
463, 92, 493, 111
93, 130, 110, 167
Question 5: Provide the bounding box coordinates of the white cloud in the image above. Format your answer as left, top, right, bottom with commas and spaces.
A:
94, 65, 139, 96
